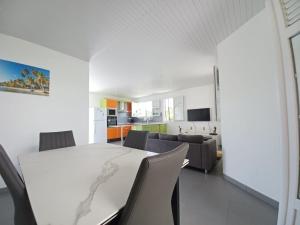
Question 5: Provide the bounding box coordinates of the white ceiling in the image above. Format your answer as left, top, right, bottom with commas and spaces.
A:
0, 0, 265, 98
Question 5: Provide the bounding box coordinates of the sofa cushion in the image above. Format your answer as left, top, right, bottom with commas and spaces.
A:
178, 134, 203, 144
159, 134, 178, 141
148, 132, 159, 139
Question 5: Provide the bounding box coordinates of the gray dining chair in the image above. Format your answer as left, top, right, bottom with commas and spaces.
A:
123, 130, 149, 150
39, 130, 75, 151
117, 143, 188, 225
0, 145, 36, 225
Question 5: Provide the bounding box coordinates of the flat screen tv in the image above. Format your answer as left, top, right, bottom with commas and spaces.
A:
187, 108, 210, 121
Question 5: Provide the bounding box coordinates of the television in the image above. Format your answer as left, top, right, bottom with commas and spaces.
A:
187, 108, 210, 121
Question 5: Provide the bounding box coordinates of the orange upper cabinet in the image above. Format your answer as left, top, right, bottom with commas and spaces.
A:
127, 102, 132, 112
107, 99, 118, 108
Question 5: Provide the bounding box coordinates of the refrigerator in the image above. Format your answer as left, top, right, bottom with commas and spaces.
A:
89, 107, 107, 143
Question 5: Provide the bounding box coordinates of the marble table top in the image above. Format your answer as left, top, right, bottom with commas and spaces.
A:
18, 143, 188, 225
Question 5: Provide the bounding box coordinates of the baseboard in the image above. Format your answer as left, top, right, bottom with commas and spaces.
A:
223, 174, 279, 208
0, 187, 8, 194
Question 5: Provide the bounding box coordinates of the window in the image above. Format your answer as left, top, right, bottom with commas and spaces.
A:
132, 101, 152, 118
164, 98, 174, 121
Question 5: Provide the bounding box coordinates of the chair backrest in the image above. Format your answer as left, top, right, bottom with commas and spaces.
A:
0, 145, 25, 200
123, 130, 149, 150
118, 143, 189, 225
0, 145, 36, 225
39, 130, 75, 151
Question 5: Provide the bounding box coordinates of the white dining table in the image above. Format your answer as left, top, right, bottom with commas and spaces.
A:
18, 143, 188, 225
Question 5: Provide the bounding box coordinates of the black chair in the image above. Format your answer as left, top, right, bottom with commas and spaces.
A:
123, 130, 149, 150
0, 145, 36, 225
39, 130, 75, 151
117, 143, 189, 225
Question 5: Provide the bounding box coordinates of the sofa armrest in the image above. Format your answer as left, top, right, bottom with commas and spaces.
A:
187, 139, 217, 171
202, 139, 217, 170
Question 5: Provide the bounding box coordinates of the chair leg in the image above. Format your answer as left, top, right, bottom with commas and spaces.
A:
171, 178, 180, 225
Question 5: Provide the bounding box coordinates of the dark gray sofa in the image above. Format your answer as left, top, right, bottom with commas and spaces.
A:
146, 133, 217, 173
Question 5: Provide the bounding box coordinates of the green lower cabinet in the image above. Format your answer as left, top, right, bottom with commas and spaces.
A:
159, 124, 167, 134
143, 125, 152, 132
132, 124, 167, 134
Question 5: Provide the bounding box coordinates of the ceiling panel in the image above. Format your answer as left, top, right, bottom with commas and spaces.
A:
0, 0, 265, 97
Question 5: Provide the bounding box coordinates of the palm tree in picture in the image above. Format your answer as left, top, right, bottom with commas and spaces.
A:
20, 68, 30, 89
40, 76, 49, 92
21, 68, 29, 77
30, 77, 35, 91
32, 70, 46, 92
25, 77, 34, 92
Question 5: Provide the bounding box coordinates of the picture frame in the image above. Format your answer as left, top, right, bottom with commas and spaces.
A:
0, 59, 50, 96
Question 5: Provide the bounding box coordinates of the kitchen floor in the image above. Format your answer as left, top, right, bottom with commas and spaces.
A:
0, 159, 277, 225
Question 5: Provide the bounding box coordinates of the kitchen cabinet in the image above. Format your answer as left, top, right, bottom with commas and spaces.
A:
118, 101, 127, 112
142, 125, 159, 132
174, 96, 184, 121
107, 99, 118, 108
132, 124, 167, 134
152, 100, 160, 108
159, 124, 167, 133
107, 125, 132, 141
152, 100, 161, 117
122, 125, 132, 137
101, 98, 132, 112
107, 127, 114, 139
118, 101, 132, 113
100, 99, 107, 109
127, 102, 132, 113
107, 127, 120, 140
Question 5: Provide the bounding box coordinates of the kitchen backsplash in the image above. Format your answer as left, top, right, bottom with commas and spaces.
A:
117, 112, 129, 124
131, 116, 163, 123
117, 112, 163, 124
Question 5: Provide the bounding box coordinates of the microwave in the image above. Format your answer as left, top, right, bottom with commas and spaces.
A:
107, 109, 116, 116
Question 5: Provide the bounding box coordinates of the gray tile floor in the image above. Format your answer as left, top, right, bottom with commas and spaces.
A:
180, 161, 278, 225
0, 160, 278, 225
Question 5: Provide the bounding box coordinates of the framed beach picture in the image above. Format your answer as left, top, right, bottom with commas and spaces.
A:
0, 59, 50, 96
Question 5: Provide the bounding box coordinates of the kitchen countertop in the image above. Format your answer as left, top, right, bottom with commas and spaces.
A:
108, 122, 166, 128
131, 122, 166, 125
108, 124, 133, 128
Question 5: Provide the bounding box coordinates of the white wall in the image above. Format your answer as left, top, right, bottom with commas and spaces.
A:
136, 85, 220, 135
0, 33, 89, 188
217, 8, 281, 201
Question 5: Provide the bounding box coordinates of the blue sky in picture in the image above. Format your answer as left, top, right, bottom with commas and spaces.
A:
0, 59, 50, 83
